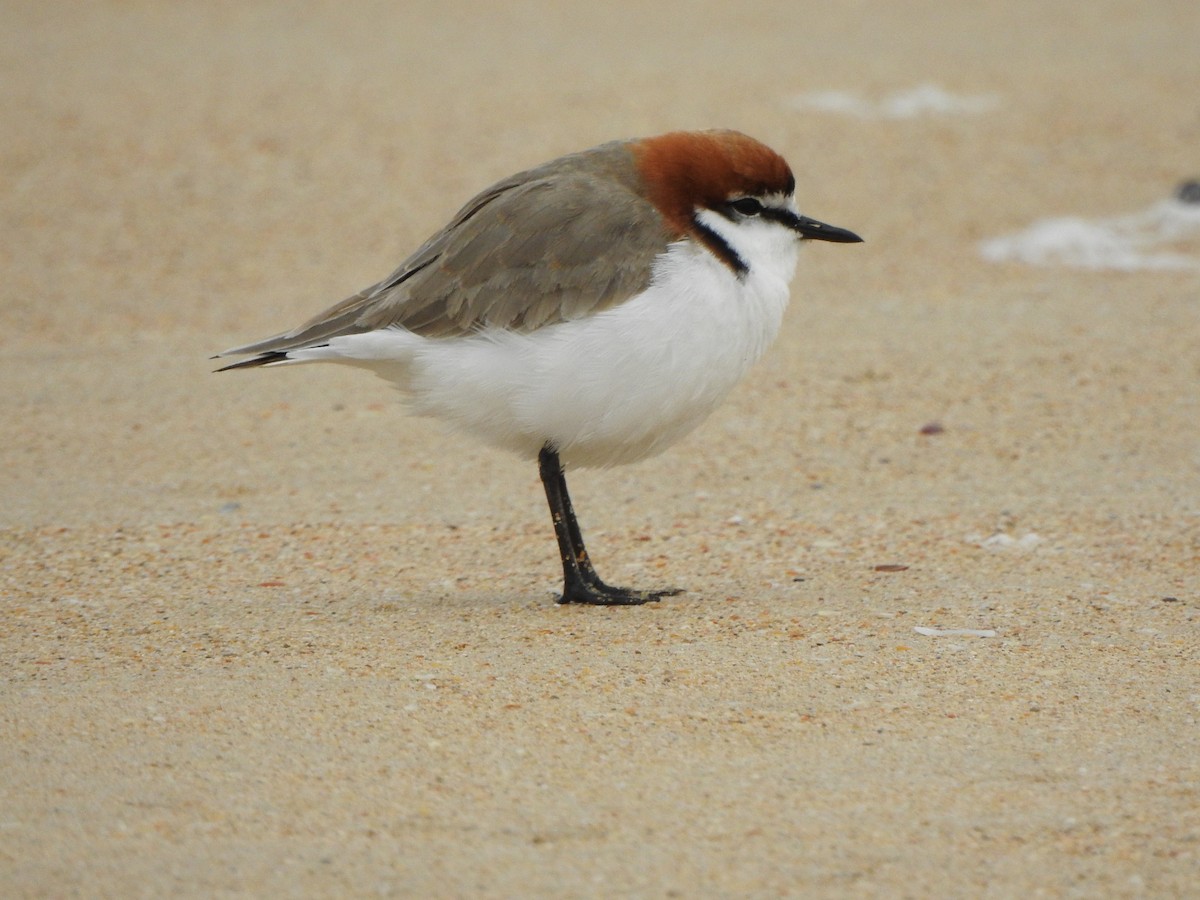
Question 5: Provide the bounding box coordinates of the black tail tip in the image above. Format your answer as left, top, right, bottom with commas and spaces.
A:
212, 351, 290, 372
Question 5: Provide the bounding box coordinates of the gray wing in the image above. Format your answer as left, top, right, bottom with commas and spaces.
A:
218, 141, 671, 359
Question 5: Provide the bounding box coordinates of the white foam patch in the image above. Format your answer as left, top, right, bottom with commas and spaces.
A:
789, 83, 998, 119
980, 198, 1200, 271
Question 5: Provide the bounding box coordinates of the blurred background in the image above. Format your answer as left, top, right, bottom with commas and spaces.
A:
4, 3, 1199, 896
4, 0, 1197, 529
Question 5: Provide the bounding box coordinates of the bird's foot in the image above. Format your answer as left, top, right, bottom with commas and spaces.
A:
557, 581, 684, 606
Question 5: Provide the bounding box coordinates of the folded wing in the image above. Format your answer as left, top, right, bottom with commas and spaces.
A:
217, 141, 670, 363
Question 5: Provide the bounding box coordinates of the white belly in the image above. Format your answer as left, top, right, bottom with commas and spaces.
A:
319, 238, 797, 468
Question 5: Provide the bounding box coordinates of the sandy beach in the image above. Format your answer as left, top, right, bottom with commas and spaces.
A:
3, 1, 1198, 895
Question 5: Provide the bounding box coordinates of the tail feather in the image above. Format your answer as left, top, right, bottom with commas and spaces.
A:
213, 351, 293, 372
213, 328, 419, 374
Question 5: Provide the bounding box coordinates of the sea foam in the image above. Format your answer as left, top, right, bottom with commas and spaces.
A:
789, 83, 998, 119
980, 195, 1200, 271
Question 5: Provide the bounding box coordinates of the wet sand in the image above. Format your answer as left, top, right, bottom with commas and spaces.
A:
3, 1, 1198, 895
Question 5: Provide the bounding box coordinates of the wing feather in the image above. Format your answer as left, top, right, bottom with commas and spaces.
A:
218, 140, 671, 360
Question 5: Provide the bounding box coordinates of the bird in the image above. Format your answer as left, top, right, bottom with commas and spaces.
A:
215, 129, 862, 606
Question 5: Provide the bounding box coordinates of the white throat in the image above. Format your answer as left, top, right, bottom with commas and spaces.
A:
691, 200, 803, 288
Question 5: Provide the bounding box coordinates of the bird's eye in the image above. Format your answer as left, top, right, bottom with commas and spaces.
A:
729, 197, 764, 217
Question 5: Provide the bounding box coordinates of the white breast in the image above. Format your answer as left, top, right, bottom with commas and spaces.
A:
316, 231, 800, 469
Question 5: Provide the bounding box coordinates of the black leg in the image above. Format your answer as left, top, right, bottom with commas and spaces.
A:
552, 455, 606, 589
537, 445, 682, 606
